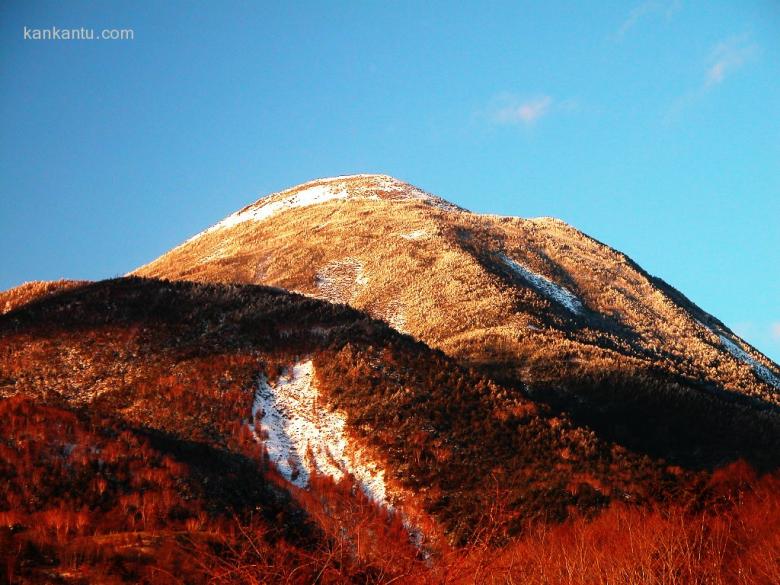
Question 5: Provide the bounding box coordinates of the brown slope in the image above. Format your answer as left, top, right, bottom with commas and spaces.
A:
132, 174, 780, 468
0, 277, 700, 547
0, 279, 87, 314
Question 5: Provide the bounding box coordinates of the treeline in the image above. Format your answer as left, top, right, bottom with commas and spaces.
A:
0, 280, 86, 315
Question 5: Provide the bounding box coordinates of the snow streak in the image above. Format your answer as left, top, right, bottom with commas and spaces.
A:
250, 360, 389, 505
499, 253, 584, 315
201, 184, 350, 236
719, 335, 780, 390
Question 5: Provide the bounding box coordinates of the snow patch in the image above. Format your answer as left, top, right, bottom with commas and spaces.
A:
719, 335, 780, 390
184, 175, 461, 243
250, 360, 389, 505
400, 229, 430, 240
199, 184, 350, 238
383, 301, 408, 334
499, 252, 584, 315
388, 312, 407, 334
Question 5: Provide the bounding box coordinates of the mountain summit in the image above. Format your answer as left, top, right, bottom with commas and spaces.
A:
193, 175, 464, 234
134, 175, 780, 468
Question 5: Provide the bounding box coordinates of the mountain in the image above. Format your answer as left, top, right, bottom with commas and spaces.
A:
3, 175, 780, 583
0, 277, 699, 582
133, 174, 780, 469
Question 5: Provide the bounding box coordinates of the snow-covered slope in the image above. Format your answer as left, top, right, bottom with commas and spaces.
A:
250, 360, 391, 505
498, 252, 584, 315
719, 335, 780, 390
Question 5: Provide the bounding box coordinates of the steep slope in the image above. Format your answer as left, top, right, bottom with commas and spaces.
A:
0, 277, 696, 554
133, 174, 780, 468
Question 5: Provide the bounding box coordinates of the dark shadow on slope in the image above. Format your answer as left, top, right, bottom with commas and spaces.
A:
467, 242, 652, 359
136, 426, 319, 547
522, 369, 780, 472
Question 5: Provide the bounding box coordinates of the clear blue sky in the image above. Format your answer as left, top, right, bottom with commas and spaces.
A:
1, 1, 778, 361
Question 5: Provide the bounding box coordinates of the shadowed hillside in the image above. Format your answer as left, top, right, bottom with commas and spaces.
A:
2, 277, 777, 583
0, 278, 699, 554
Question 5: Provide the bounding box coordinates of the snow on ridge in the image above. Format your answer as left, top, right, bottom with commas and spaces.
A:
184, 175, 460, 243
719, 335, 780, 390
250, 360, 390, 505
528, 216, 567, 224
367, 176, 461, 211
199, 184, 351, 237
498, 252, 584, 315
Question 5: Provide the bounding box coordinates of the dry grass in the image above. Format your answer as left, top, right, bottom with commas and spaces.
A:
429, 467, 780, 585
181, 463, 780, 585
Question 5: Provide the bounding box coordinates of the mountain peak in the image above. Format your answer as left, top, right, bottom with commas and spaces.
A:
192, 174, 463, 241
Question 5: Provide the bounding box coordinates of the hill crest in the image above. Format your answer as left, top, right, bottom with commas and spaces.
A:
189, 174, 462, 242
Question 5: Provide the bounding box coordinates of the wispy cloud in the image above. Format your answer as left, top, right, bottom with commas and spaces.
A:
481, 93, 579, 129
616, 0, 681, 39
771, 323, 780, 341
493, 96, 552, 125
666, 33, 759, 120
706, 34, 759, 87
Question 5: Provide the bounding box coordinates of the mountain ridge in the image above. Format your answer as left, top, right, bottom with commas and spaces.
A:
132, 174, 780, 469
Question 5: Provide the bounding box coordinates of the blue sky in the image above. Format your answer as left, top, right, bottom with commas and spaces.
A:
1, 1, 778, 361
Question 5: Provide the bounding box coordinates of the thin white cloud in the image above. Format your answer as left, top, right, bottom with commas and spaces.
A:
492, 95, 553, 126
771, 323, 780, 341
616, 0, 681, 39
706, 35, 758, 87
666, 33, 759, 121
